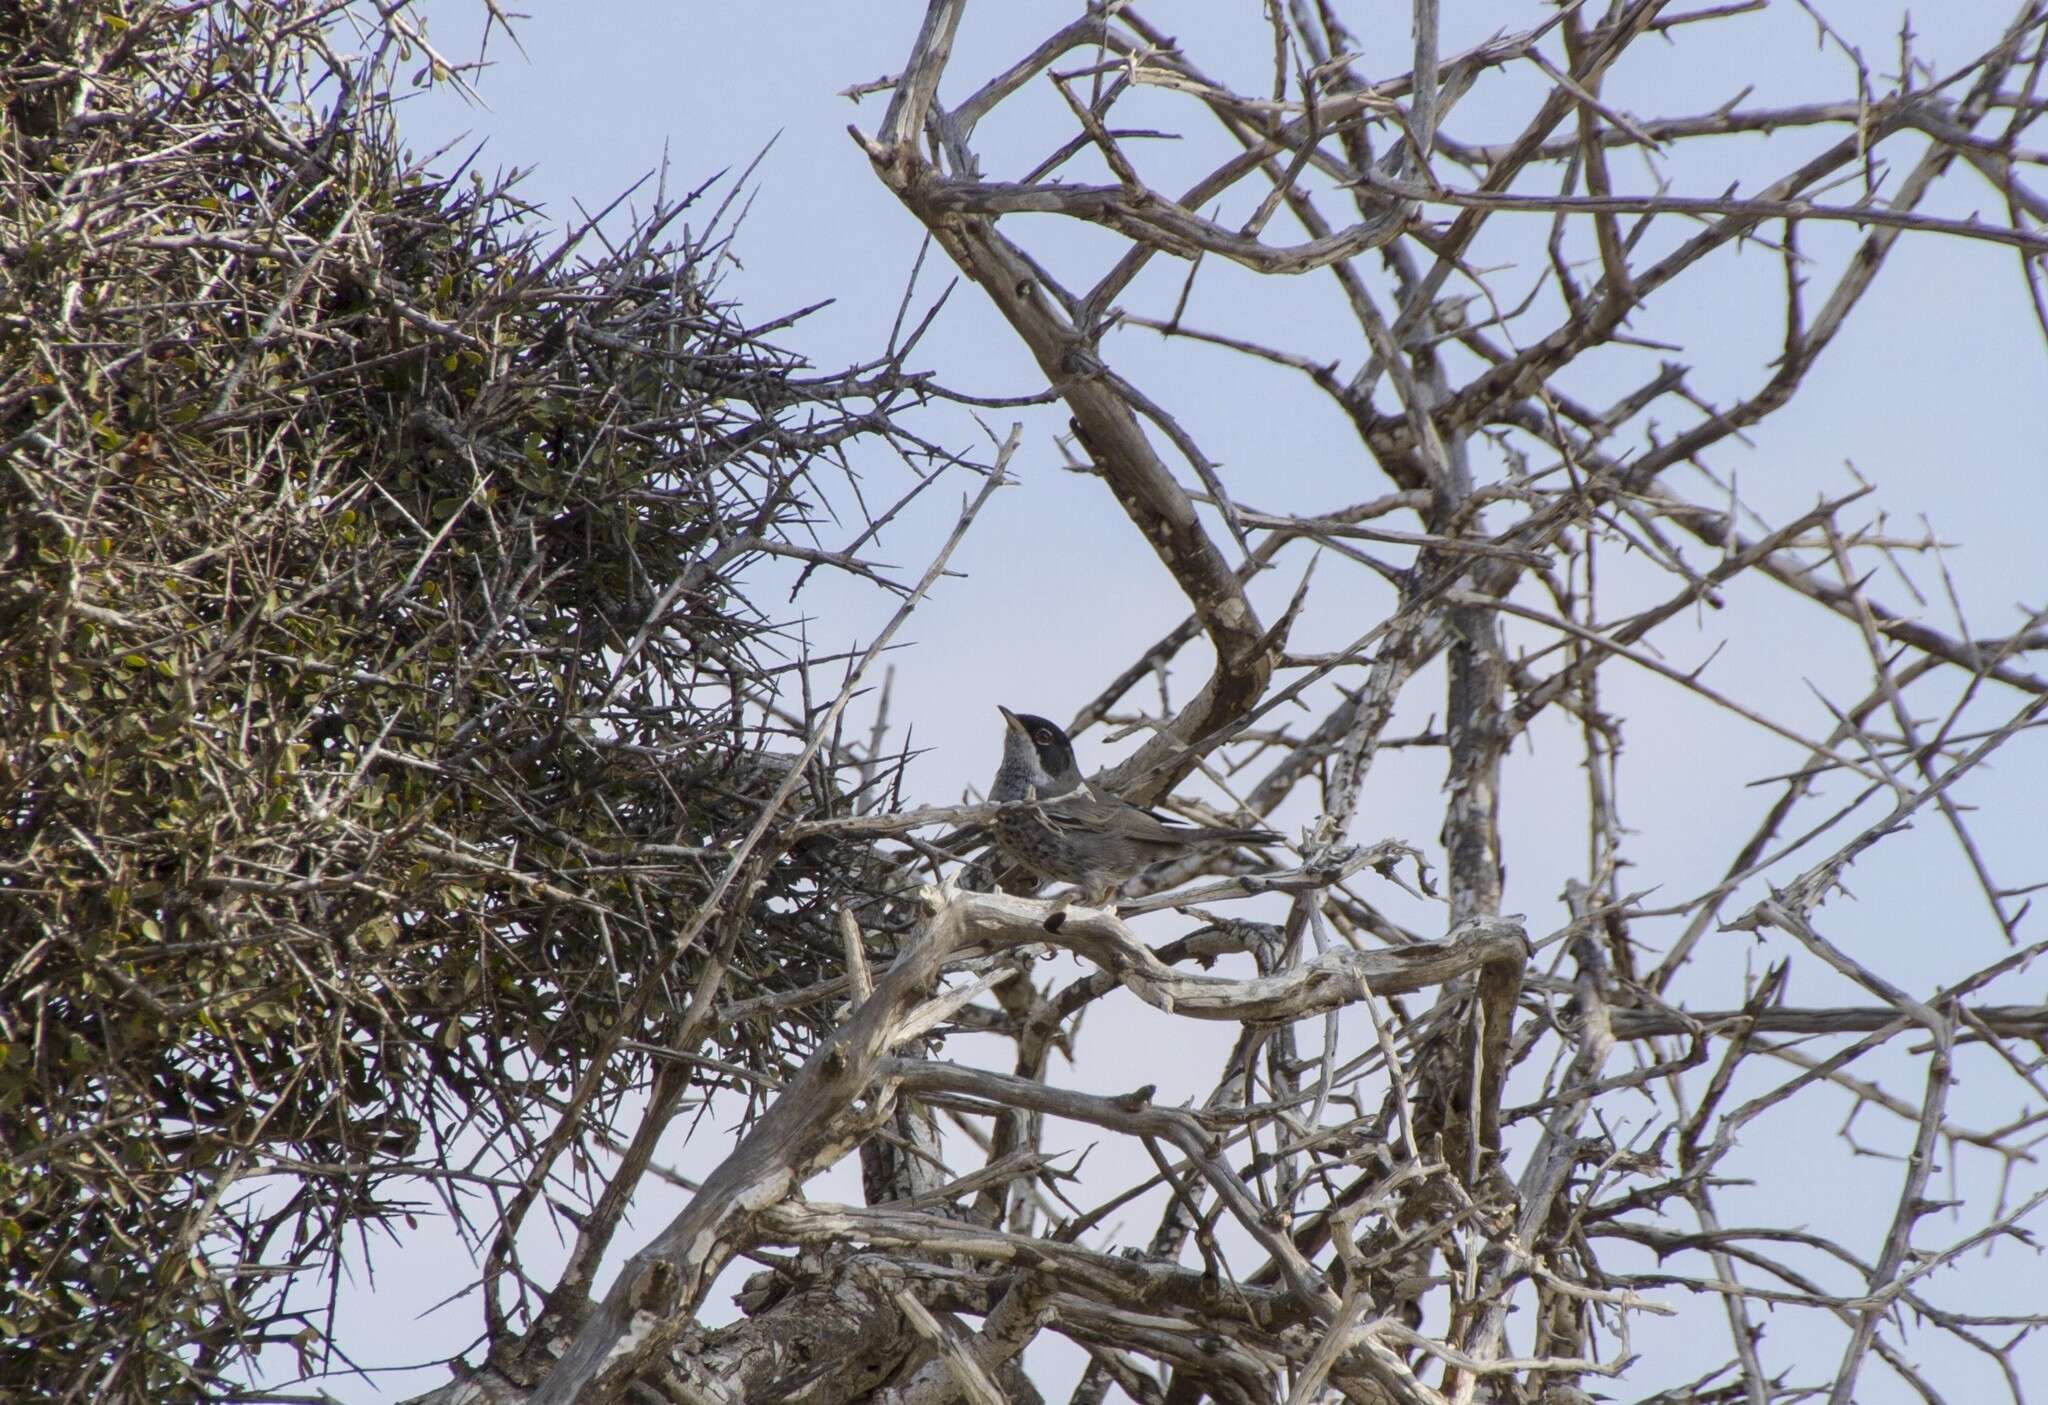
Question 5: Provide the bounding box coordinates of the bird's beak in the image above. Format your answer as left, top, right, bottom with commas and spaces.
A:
997, 705, 1025, 735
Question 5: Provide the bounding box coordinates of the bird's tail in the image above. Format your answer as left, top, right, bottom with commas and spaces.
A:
1208, 826, 1282, 846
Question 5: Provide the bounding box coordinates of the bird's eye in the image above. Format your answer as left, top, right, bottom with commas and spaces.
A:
1034, 730, 1054, 746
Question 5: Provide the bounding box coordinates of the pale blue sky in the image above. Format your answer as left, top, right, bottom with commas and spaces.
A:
290, 4, 2048, 1400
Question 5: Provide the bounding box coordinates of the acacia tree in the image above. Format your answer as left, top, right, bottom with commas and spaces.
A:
1, 3, 952, 1399
10, 3, 2048, 1405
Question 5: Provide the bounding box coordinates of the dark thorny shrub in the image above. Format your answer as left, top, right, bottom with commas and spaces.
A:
0, 3, 940, 1397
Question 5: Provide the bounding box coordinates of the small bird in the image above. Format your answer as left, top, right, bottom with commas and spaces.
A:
989, 705, 1281, 925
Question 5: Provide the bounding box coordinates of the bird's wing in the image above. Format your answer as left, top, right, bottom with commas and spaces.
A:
1034, 788, 1209, 849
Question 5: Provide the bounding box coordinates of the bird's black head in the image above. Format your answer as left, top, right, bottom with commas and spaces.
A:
997, 706, 1080, 791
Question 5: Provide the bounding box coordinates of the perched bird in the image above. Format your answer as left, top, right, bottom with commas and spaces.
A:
989, 705, 1281, 924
